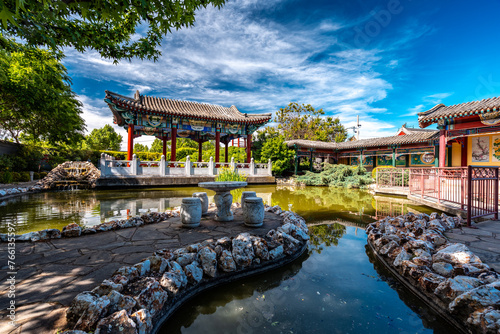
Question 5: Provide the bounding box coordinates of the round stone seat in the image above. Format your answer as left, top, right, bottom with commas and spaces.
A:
192, 192, 209, 215
241, 191, 257, 212
243, 197, 264, 227
180, 197, 202, 228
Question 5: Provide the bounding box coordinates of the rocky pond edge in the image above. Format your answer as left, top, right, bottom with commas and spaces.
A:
367, 212, 500, 334
58, 205, 309, 334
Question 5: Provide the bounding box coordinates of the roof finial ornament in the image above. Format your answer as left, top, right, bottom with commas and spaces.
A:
134, 90, 141, 101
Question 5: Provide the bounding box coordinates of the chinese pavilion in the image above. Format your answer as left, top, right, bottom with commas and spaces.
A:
104, 90, 272, 162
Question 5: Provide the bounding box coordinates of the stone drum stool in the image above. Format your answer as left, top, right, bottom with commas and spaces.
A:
241, 191, 257, 212
192, 192, 209, 215
243, 197, 264, 227
180, 198, 202, 228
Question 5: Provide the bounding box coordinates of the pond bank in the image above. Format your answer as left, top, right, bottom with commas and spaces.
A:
0, 207, 285, 334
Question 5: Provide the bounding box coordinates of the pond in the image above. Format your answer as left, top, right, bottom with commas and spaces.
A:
0, 185, 455, 332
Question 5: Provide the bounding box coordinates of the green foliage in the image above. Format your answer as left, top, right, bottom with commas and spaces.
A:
0, 169, 13, 183
133, 143, 149, 152
0, 45, 85, 144
308, 224, 346, 254
215, 166, 247, 182
296, 163, 374, 189
252, 127, 279, 162
0, 0, 226, 62
176, 147, 197, 161
275, 102, 347, 142
84, 125, 123, 151
260, 135, 295, 176
150, 139, 164, 153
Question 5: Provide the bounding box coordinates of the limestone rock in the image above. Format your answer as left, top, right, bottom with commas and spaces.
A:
94, 310, 137, 334
379, 241, 398, 256
176, 252, 197, 267
232, 233, 255, 268
16, 232, 40, 242
131, 309, 152, 334
67, 292, 97, 327
92, 279, 123, 296
38, 228, 61, 240
219, 250, 237, 272
198, 247, 217, 278
168, 261, 188, 288
216, 237, 232, 249
107, 290, 136, 315
62, 223, 82, 237
146, 256, 169, 274
432, 262, 454, 277
434, 276, 484, 303
252, 237, 270, 261
279, 223, 309, 242
280, 232, 301, 255
133, 259, 151, 276
133, 278, 168, 317
160, 271, 184, 295
419, 272, 446, 293
393, 248, 410, 267
75, 296, 111, 331
467, 306, 500, 334
184, 261, 204, 284
450, 282, 500, 317
269, 245, 284, 260
432, 243, 482, 265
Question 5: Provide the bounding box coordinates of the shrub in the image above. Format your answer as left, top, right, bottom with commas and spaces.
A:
215, 166, 247, 182
296, 163, 374, 189
0, 170, 13, 184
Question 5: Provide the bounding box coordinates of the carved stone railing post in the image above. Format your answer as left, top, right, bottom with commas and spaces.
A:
132, 154, 138, 175
160, 155, 166, 176
209, 157, 215, 176
250, 158, 255, 176
230, 157, 236, 171
100, 153, 108, 177
268, 159, 273, 176
185, 156, 193, 176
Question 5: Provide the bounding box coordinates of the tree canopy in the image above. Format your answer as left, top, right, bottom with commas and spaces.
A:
84, 124, 122, 151
0, 0, 226, 62
275, 102, 347, 142
0, 46, 85, 144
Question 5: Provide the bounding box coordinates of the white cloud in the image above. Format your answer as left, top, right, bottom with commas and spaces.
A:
400, 104, 425, 117
423, 92, 453, 104
63, 0, 417, 140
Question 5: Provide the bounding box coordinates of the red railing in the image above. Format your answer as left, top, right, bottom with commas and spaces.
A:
376, 168, 410, 188
467, 166, 499, 225
377, 166, 499, 226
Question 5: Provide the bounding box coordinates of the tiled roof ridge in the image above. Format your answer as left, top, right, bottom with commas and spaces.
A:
418, 103, 445, 116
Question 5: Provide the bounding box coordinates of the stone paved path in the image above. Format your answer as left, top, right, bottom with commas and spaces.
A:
445, 220, 500, 272
0, 209, 282, 334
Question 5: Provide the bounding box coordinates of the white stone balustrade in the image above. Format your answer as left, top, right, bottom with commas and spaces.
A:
99, 153, 273, 177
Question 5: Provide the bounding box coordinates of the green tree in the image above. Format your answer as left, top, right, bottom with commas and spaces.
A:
0, 0, 225, 62
260, 135, 295, 176
133, 143, 148, 152
150, 138, 164, 153
252, 127, 279, 162
0, 46, 85, 144
275, 102, 347, 142
84, 125, 122, 151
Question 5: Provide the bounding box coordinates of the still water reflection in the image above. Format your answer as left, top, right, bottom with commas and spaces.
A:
0, 185, 453, 332
0, 185, 433, 234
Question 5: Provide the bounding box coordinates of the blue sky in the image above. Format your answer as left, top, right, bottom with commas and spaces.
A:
63, 0, 500, 148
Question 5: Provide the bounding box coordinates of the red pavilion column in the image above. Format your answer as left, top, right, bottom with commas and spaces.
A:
439, 129, 446, 168
198, 140, 203, 162
127, 124, 134, 161
162, 137, 167, 157
461, 137, 468, 167
225, 141, 229, 163
215, 132, 220, 163
247, 134, 252, 163
171, 128, 177, 161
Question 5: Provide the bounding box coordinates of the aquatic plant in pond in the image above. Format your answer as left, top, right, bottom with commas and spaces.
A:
296, 163, 373, 189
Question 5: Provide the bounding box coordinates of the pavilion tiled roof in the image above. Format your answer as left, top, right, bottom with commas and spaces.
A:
418, 96, 500, 127
105, 90, 272, 124
286, 130, 438, 151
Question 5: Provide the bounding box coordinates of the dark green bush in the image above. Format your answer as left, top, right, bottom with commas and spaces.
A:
296, 163, 374, 189
0, 171, 13, 184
